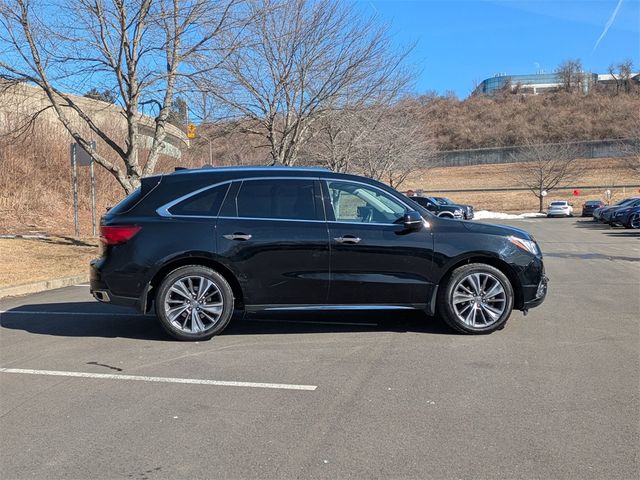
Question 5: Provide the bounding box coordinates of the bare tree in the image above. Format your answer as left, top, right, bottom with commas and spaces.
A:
618, 59, 634, 94
353, 105, 436, 189
303, 107, 382, 173
510, 141, 586, 212
202, 0, 412, 166
557, 59, 583, 93
0, 0, 243, 193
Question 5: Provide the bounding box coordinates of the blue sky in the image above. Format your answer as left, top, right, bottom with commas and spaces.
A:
357, 0, 640, 97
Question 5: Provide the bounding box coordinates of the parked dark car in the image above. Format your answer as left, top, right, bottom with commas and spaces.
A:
91, 167, 547, 340
600, 197, 640, 224
433, 197, 474, 220
610, 202, 640, 227
407, 196, 465, 219
581, 200, 605, 217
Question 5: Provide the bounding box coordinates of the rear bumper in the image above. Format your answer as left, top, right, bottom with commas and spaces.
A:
90, 258, 143, 311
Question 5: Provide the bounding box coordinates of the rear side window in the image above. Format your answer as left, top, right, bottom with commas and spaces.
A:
169, 184, 230, 216
233, 179, 322, 221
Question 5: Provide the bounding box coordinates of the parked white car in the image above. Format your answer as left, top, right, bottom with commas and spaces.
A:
547, 200, 574, 217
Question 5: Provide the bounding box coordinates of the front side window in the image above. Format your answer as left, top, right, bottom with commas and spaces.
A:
327, 181, 407, 224
169, 184, 230, 216
234, 179, 321, 221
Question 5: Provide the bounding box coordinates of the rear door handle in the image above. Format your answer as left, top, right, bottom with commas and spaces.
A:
334, 235, 361, 244
223, 233, 252, 241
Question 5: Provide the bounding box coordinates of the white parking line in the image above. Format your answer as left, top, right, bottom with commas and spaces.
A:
0, 368, 317, 391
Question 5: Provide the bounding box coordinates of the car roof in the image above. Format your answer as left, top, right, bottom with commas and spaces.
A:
147, 165, 395, 193
170, 165, 331, 175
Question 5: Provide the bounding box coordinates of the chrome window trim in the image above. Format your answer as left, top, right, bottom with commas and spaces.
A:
156, 175, 428, 228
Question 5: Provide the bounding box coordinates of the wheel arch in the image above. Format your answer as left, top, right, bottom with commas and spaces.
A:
437, 211, 454, 218
437, 255, 524, 310
144, 254, 244, 312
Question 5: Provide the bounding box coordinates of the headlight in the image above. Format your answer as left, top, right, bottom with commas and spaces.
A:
508, 236, 539, 255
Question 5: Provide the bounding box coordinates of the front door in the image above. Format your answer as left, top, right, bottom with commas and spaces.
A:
323, 179, 435, 306
216, 178, 330, 307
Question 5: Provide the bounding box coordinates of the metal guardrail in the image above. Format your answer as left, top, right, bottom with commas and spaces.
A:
428, 184, 640, 194
434, 138, 639, 167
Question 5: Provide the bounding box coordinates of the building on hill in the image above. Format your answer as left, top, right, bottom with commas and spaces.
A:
474, 71, 640, 96
0, 82, 189, 159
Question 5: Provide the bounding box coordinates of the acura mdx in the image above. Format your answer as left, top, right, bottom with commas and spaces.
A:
90, 166, 547, 340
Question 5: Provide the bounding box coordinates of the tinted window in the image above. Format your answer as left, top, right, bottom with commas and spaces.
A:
585, 201, 601, 205
550, 202, 566, 206
235, 179, 321, 220
169, 184, 230, 216
327, 181, 407, 224
109, 188, 142, 215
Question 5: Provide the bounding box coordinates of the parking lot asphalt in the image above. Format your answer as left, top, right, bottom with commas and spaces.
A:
1, 218, 638, 480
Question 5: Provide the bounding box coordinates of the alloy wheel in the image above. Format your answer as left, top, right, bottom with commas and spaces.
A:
451, 272, 507, 328
163, 276, 224, 334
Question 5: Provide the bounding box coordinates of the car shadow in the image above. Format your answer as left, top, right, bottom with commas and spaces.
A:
0, 303, 454, 341
573, 219, 639, 236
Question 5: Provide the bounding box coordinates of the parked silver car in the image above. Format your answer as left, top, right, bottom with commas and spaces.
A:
547, 200, 574, 217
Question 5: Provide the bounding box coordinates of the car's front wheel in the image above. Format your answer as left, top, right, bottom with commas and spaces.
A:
156, 265, 234, 341
628, 213, 640, 229
437, 263, 514, 334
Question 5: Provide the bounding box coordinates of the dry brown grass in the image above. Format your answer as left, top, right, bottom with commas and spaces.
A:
403, 157, 638, 212
0, 237, 98, 288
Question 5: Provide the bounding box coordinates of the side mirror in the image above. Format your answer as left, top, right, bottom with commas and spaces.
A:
403, 210, 423, 231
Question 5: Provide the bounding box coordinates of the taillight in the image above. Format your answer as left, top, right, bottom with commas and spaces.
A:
100, 225, 141, 245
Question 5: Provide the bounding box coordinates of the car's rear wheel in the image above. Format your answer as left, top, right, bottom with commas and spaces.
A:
437, 263, 514, 334
156, 265, 234, 341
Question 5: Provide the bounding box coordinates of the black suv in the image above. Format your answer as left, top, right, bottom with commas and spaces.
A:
91, 167, 547, 340
408, 196, 473, 220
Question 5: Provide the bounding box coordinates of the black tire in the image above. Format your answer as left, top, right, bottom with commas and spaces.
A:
155, 265, 235, 341
628, 213, 640, 230
437, 263, 514, 334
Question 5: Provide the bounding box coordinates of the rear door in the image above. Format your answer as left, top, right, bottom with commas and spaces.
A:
322, 179, 435, 306
216, 177, 330, 307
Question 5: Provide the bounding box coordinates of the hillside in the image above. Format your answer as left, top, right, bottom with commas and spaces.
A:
409, 89, 640, 151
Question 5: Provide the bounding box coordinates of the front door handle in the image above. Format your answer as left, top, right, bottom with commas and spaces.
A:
334, 235, 361, 245
223, 233, 252, 241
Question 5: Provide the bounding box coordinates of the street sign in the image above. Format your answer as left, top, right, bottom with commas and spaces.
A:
73, 141, 96, 166
187, 123, 197, 139
70, 141, 98, 236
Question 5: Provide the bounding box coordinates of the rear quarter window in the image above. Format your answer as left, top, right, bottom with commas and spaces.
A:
168, 184, 230, 216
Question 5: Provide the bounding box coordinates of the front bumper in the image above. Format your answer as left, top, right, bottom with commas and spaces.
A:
522, 275, 548, 309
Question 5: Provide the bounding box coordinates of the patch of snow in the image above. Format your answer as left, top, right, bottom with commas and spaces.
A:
473, 210, 546, 220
